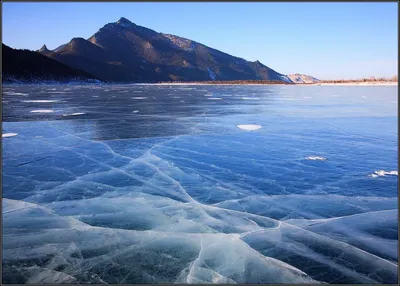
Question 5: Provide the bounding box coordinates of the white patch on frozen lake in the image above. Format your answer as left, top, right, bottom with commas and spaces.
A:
62, 113, 86, 117
22, 100, 59, 103
132, 97, 148, 99
132, 110, 140, 113
305, 156, 327, 161
237, 124, 262, 131
204, 94, 213, 97
30, 110, 55, 113
3, 92, 28, 96
369, 170, 398, 177
208, 98, 222, 100
2, 133, 18, 138
242, 97, 260, 100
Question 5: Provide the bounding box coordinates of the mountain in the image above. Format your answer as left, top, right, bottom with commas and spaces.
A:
39, 17, 293, 83
287, 73, 319, 84
2, 44, 99, 83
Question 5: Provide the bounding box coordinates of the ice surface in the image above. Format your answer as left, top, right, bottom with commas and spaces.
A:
237, 124, 262, 131
2, 84, 398, 284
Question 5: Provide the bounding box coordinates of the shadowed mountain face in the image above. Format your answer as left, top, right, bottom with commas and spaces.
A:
2, 44, 98, 83
39, 17, 292, 83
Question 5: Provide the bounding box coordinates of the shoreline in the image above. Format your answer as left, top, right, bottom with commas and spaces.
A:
3, 81, 397, 86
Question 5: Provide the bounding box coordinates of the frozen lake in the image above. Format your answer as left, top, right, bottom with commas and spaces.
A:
2, 84, 398, 284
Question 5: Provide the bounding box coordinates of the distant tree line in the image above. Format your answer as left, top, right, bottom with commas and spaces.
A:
319, 76, 398, 83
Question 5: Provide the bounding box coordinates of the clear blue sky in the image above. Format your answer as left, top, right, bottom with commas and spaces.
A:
2, 2, 398, 79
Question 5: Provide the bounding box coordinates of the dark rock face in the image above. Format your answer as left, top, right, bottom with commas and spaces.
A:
39, 17, 291, 83
2, 44, 99, 83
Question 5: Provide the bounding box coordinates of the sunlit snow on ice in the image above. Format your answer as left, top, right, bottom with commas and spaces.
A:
2, 84, 398, 284
237, 124, 263, 131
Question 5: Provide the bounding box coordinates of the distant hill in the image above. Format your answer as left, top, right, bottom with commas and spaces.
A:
287, 73, 319, 84
38, 17, 293, 83
2, 44, 99, 83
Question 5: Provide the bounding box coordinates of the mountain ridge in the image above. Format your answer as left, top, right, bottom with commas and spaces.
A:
38, 17, 293, 83
2, 43, 99, 83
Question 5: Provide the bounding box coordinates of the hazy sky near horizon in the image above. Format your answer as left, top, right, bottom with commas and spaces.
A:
3, 2, 398, 79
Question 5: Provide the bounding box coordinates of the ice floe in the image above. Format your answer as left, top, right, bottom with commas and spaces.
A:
305, 156, 327, 161
30, 110, 55, 113
369, 170, 398, 177
237, 124, 262, 131
3, 92, 28, 95
2, 133, 18, 138
22, 100, 59, 103
62, 113, 86, 117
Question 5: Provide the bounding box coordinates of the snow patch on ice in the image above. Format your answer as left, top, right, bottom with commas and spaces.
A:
30, 110, 55, 113
242, 97, 260, 100
369, 170, 398, 177
2, 133, 18, 138
3, 92, 28, 96
208, 98, 222, 100
132, 110, 140, 113
22, 100, 59, 103
64, 112, 86, 116
237, 124, 262, 131
132, 97, 148, 99
305, 156, 327, 161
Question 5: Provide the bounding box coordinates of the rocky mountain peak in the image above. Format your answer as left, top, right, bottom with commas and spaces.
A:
38, 44, 49, 52
116, 17, 133, 27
